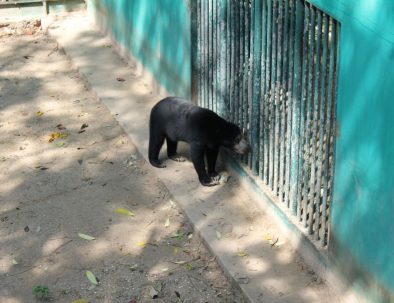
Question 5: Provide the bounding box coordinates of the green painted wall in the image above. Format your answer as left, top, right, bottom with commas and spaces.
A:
309, 0, 394, 301
89, 0, 191, 98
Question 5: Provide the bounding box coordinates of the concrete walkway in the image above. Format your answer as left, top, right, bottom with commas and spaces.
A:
46, 12, 347, 303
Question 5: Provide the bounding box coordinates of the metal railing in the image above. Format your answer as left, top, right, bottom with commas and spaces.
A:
193, 0, 340, 247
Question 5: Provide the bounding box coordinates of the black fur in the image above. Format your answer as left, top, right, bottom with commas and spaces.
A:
149, 97, 250, 186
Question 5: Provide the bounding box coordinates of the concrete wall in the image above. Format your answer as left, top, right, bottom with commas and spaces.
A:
0, 0, 86, 20
87, 0, 191, 98
308, 0, 394, 301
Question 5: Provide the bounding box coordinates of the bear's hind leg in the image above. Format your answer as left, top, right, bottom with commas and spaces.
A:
149, 132, 166, 168
166, 138, 185, 162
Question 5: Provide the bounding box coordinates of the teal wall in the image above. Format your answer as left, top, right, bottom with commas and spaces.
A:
89, 0, 191, 98
309, 0, 394, 301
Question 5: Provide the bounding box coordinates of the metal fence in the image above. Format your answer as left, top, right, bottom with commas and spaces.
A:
192, 0, 340, 247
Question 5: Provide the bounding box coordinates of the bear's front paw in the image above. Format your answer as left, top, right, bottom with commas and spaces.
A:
200, 175, 220, 187
170, 154, 186, 162
209, 171, 220, 182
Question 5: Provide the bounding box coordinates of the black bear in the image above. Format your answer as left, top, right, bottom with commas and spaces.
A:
148, 97, 250, 186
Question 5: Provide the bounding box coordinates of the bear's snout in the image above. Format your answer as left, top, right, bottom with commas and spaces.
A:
233, 138, 250, 155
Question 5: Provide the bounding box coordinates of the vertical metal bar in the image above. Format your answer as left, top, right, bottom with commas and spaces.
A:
244, 0, 251, 166
212, 0, 217, 113
302, 4, 316, 228
308, 10, 322, 234
234, 1, 240, 125
248, 0, 254, 168
314, 13, 329, 241
321, 20, 338, 246
290, 0, 304, 215
239, 1, 245, 129
296, 2, 309, 221
230, 0, 236, 123
203, 0, 209, 109
207, 0, 213, 110
252, 0, 262, 174
219, 0, 228, 118
274, 0, 283, 195
269, 0, 278, 189
264, 0, 272, 184
226, 0, 232, 120
279, 0, 289, 202
191, 0, 199, 104
284, 0, 295, 208
259, 0, 267, 178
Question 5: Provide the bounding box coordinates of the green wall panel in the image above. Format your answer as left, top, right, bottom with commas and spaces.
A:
90, 0, 191, 97
309, 0, 394, 300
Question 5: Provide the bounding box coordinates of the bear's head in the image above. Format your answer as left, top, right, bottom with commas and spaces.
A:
219, 123, 250, 155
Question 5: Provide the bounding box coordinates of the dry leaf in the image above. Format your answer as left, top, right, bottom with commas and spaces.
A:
136, 241, 147, 247
164, 218, 170, 228
71, 300, 90, 303
216, 230, 222, 239
78, 233, 96, 241
48, 132, 68, 142
263, 233, 273, 241
115, 208, 135, 216
12, 259, 18, 265
236, 251, 248, 257
86, 270, 98, 285
116, 77, 125, 82
36, 110, 44, 116
185, 263, 193, 270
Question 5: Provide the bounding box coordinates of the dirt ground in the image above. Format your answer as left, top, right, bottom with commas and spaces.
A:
0, 21, 245, 303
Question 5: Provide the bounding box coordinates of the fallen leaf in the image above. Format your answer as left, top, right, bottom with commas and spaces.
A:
35, 166, 48, 170
115, 208, 135, 216
78, 123, 89, 133
185, 263, 193, 270
36, 226, 41, 233
236, 251, 248, 257
136, 242, 147, 247
12, 259, 18, 265
86, 270, 98, 285
71, 300, 90, 303
173, 247, 180, 255
164, 218, 170, 228
48, 132, 68, 142
56, 124, 66, 130
78, 233, 96, 241
116, 77, 125, 82
36, 110, 44, 116
55, 142, 65, 148
263, 233, 273, 241
129, 264, 139, 271
216, 230, 222, 239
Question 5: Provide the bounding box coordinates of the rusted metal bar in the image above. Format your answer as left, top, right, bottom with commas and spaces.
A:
274, 0, 283, 195
314, 13, 329, 241
259, 0, 268, 178
308, 10, 322, 234
290, 0, 304, 215
279, 0, 289, 202
284, 0, 295, 208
